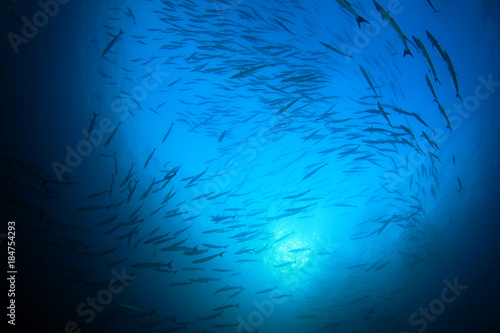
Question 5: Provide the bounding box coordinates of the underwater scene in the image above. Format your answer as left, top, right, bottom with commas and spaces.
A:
1, 0, 500, 332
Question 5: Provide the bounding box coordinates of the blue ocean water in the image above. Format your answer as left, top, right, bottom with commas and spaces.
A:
1, 0, 500, 332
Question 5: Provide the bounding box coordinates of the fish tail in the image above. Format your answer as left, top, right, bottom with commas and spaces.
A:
356, 15, 370, 28
435, 77, 441, 84
446, 124, 453, 132
403, 48, 413, 58
457, 93, 462, 101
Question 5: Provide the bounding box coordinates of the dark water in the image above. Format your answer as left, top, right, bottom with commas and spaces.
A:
1, 0, 500, 332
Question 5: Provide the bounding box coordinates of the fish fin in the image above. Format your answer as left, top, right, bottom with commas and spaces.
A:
356, 15, 370, 28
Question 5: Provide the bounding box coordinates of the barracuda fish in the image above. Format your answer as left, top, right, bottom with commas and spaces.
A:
214, 285, 244, 294
363, 126, 391, 134
425, 75, 439, 102
104, 121, 122, 147
218, 129, 227, 143
203, 243, 229, 249
273, 18, 295, 35
126, 7, 136, 24
96, 214, 118, 228
274, 260, 296, 268
212, 304, 239, 311
212, 268, 233, 272
443, 50, 462, 101
236, 259, 261, 263
162, 122, 175, 143
274, 231, 294, 244
207, 191, 230, 200
335, 0, 370, 27
228, 288, 245, 299
188, 167, 208, 185
412, 112, 429, 128
377, 102, 392, 127
425, 30, 446, 60
191, 251, 225, 264
153, 236, 176, 246
437, 101, 452, 131
144, 147, 156, 169
183, 246, 209, 256
373, 0, 413, 57
11, 10, 25, 28
210, 215, 236, 222
414, 37, 440, 84
283, 190, 310, 199
425, 31, 463, 99
359, 65, 379, 96
127, 180, 138, 203
86, 112, 98, 140
255, 285, 278, 294
302, 162, 327, 180
102, 28, 124, 57
120, 163, 135, 187
230, 64, 273, 79
276, 97, 301, 115
132, 261, 173, 269
115, 225, 140, 246
106, 258, 127, 267
375, 260, 391, 271
426, 0, 439, 13
421, 131, 440, 151
170, 282, 192, 286
141, 316, 177, 329
117, 302, 158, 316
281, 73, 316, 82
140, 178, 155, 201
